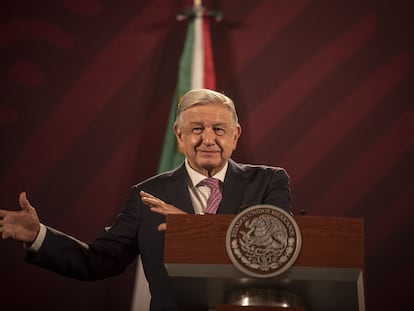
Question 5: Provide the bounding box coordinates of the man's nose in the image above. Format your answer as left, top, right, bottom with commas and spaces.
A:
202, 128, 216, 144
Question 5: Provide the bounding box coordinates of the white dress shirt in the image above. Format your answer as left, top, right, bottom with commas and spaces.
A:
184, 158, 227, 214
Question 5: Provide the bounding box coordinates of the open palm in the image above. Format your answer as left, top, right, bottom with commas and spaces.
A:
0, 192, 40, 242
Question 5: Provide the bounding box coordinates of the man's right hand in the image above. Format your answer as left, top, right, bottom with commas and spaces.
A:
0, 192, 41, 243
140, 190, 186, 231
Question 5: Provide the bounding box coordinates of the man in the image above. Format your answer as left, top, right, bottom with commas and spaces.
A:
0, 88, 292, 310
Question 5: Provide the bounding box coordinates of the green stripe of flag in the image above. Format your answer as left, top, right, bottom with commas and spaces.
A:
157, 18, 196, 173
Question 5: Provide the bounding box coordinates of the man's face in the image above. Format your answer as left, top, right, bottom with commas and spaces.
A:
174, 102, 241, 176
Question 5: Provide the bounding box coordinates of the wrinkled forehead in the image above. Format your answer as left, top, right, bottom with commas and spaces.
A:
177, 101, 238, 126
183, 102, 235, 122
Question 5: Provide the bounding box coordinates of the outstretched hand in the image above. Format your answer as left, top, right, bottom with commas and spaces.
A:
140, 191, 186, 231
0, 192, 41, 242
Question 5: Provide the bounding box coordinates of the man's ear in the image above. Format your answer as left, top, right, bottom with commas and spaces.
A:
174, 124, 181, 139
174, 124, 184, 147
232, 125, 242, 149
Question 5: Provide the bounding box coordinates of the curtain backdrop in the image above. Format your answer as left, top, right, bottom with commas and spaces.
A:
0, 1, 413, 310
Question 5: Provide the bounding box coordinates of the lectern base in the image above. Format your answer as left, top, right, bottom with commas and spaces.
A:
224, 288, 304, 308
216, 306, 305, 311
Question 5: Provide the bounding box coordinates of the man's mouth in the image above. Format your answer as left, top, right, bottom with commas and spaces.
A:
197, 149, 219, 154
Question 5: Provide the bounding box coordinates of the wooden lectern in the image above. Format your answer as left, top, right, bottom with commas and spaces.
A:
164, 214, 365, 311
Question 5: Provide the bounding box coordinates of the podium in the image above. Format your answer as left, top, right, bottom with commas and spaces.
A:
164, 214, 365, 311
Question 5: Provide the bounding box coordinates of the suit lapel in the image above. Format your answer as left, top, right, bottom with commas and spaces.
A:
218, 159, 249, 214
164, 160, 248, 215
165, 164, 196, 214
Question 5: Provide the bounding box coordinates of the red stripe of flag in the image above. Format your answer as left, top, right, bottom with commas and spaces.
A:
202, 15, 215, 89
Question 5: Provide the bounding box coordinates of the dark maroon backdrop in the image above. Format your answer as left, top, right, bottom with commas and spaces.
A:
1, 1, 413, 310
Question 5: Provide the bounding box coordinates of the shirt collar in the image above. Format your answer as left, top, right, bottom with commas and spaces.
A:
185, 159, 228, 187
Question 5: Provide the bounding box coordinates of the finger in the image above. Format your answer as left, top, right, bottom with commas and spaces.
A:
142, 196, 165, 207
19, 192, 31, 212
141, 196, 155, 207
157, 223, 167, 231
140, 191, 157, 199
150, 207, 166, 215
140, 191, 167, 205
0, 224, 13, 239
0, 209, 7, 218
2, 231, 12, 240
142, 196, 161, 204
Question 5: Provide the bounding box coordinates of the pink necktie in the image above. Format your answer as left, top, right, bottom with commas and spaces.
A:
202, 178, 222, 214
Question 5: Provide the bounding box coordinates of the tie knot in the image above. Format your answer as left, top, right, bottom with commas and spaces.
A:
202, 178, 220, 190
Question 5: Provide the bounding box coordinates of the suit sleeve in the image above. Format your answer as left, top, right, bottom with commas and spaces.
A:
239, 166, 292, 214
25, 186, 141, 281
262, 168, 292, 213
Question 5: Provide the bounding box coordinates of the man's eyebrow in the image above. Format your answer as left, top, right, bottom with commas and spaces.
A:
188, 121, 204, 126
188, 121, 228, 127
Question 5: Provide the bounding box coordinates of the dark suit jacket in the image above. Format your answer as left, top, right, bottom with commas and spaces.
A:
26, 159, 291, 311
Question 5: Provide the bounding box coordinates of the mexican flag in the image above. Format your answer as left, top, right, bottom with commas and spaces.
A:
131, 6, 216, 310
157, 7, 216, 173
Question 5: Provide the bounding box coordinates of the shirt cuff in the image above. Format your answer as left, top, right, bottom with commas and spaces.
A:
24, 223, 47, 252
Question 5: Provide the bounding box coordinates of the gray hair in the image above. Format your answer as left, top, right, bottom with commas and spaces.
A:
175, 88, 239, 126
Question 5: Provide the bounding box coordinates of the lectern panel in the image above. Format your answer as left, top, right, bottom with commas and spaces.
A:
165, 214, 365, 311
